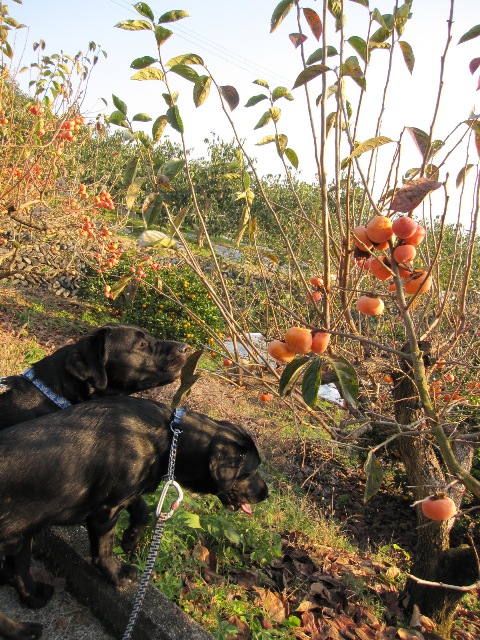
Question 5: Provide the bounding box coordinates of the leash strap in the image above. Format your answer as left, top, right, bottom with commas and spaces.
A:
21, 368, 72, 409
122, 408, 184, 640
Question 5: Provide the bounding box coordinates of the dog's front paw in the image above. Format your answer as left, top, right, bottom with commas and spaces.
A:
21, 581, 54, 609
8, 620, 43, 640
116, 561, 139, 587
120, 528, 142, 556
95, 558, 138, 587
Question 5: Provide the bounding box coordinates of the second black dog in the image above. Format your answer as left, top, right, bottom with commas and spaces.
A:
0, 396, 269, 640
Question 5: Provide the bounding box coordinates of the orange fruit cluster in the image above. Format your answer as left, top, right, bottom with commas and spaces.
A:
354, 215, 430, 316
56, 116, 84, 142
27, 103, 45, 116
93, 190, 115, 210
267, 327, 331, 363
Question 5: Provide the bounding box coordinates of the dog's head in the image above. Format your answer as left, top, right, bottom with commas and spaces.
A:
64, 324, 187, 394
208, 423, 269, 515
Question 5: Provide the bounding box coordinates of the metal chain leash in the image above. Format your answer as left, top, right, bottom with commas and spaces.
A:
122, 408, 185, 640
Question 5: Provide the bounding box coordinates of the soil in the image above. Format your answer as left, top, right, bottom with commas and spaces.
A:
0, 284, 478, 640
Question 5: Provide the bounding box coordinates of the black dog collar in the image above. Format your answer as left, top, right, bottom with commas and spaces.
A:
21, 368, 72, 410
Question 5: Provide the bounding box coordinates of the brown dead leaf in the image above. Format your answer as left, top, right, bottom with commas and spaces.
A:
389, 178, 442, 212
419, 616, 436, 632
295, 599, 321, 613
202, 567, 224, 585
227, 615, 250, 640
310, 582, 334, 602
385, 566, 401, 580
193, 542, 210, 564
253, 587, 288, 623
397, 629, 424, 640
234, 570, 258, 589
293, 560, 315, 576
355, 625, 378, 640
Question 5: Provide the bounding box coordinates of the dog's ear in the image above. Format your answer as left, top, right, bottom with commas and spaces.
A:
64, 328, 109, 390
209, 435, 247, 493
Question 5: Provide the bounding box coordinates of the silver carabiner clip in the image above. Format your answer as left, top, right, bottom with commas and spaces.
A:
156, 479, 184, 520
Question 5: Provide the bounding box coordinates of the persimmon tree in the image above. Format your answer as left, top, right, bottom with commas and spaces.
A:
107, 1, 480, 635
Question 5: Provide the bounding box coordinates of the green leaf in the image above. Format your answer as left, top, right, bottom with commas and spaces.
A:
348, 0, 369, 6
254, 111, 272, 130
158, 10, 190, 23
270, 0, 295, 33
124, 156, 139, 187
132, 113, 152, 122
193, 76, 212, 107
152, 115, 167, 142
170, 63, 200, 83
348, 36, 367, 62
272, 86, 294, 102
306, 46, 338, 65
166, 53, 204, 66
292, 64, 330, 89
131, 67, 164, 81
270, 106, 281, 122
285, 147, 299, 169
172, 349, 203, 408
325, 355, 359, 406
130, 55, 157, 69
133, 2, 154, 21
256, 135, 276, 146
456, 164, 474, 188
166, 106, 184, 133
155, 25, 173, 46
399, 41, 415, 74
458, 24, 480, 44
160, 157, 185, 181
253, 79, 270, 88
279, 356, 310, 396
219, 85, 240, 111
369, 26, 391, 44
112, 94, 127, 115
143, 194, 164, 226
395, 3, 411, 37
406, 127, 430, 159
276, 133, 288, 154
108, 110, 128, 127
126, 177, 145, 210
350, 136, 393, 158
372, 8, 386, 27
245, 94, 269, 107
115, 19, 152, 31
177, 511, 202, 529
109, 274, 134, 300
340, 56, 366, 90
162, 92, 178, 107
302, 359, 323, 408
363, 451, 384, 502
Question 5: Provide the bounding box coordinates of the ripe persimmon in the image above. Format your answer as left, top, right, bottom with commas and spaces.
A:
284, 327, 313, 354
404, 225, 426, 247
259, 392, 273, 402
356, 295, 385, 316
267, 340, 296, 363
369, 256, 392, 280
443, 373, 455, 383
393, 244, 416, 264
310, 291, 322, 302
366, 215, 393, 243
311, 331, 330, 354
310, 275, 324, 287
404, 270, 432, 295
391, 216, 418, 239
223, 358, 233, 367
353, 225, 373, 250
421, 495, 457, 521
383, 374, 393, 384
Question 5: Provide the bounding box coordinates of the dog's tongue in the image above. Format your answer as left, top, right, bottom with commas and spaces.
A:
240, 503, 253, 516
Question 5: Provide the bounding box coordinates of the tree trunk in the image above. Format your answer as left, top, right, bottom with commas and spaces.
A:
392, 343, 477, 638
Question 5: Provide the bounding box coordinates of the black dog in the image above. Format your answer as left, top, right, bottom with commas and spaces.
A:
0, 323, 188, 559
0, 323, 187, 429
0, 397, 269, 640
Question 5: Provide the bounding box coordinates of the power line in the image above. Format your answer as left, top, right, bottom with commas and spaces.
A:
108, 0, 292, 87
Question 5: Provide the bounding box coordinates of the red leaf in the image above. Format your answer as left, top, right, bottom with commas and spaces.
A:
219, 85, 239, 111
289, 32, 308, 48
477, 74, 480, 91
389, 177, 442, 212
470, 57, 480, 75
303, 8, 323, 41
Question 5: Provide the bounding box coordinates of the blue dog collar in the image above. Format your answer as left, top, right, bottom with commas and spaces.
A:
21, 368, 72, 410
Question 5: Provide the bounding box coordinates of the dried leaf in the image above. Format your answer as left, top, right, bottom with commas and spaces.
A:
456, 164, 474, 188
289, 33, 308, 48
397, 629, 424, 640
254, 588, 288, 622
219, 85, 240, 111
469, 57, 480, 75
192, 542, 210, 564
385, 566, 401, 580
303, 8, 322, 41
389, 177, 442, 212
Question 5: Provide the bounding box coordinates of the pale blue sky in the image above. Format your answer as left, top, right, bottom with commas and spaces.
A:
9, 0, 480, 219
